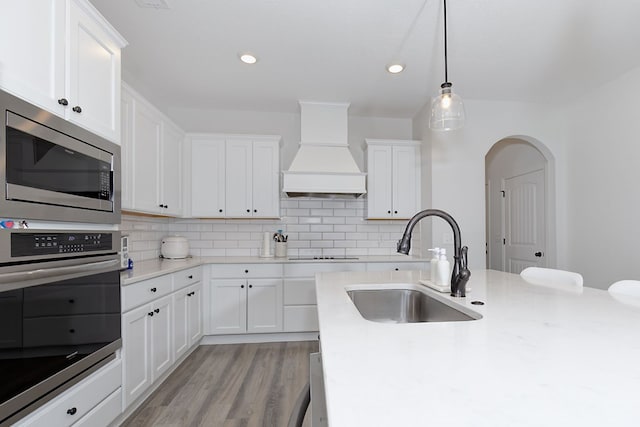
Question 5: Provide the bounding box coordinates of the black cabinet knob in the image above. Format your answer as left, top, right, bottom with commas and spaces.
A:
150, 287, 157, 292
534, 251, 543, 257
188, 275, 193, 279
249, 284, 253, 288
67, 407, 77, 415
69, 329, 75, 333
244, 269, 249, 273
394, 268, 399, 271
72, 105, 82, 113
68, 299, 75, 304
246, 209, 250, 213
387, 210, 391, 214
154, 308, 160, 314
241, 284, 245, 289
58, 98, 68, 106
394, 211, 398, 214
148, 312, 154, 317
219, 209, 223, 213
253, 209, 257, 213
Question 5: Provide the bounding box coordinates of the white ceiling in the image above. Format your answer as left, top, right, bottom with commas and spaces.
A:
91, 0, 640, 118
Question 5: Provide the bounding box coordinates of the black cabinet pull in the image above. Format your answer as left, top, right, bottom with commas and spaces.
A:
188, 275, 193, 279
68, 299, 75, 304
67, 407, 77, 415
148, 312, 154, 317
72, 105, 82, 113
58, 98, 68, 106
158, 204, 164, 208
154, 308, 160, 314
150, 287, 157, 292
69, 329, 75, 333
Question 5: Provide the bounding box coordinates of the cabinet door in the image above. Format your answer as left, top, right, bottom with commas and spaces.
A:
210, 279, 247, 334
172, 287, 189, 361
0, 0, 65, 116
161, 123, 183, 216
67, 0, 121, 142
366, 144, 393, 218
247, 278, 283, 333
187, 283, 203, 345
150, 295, 173, 381
225, 139, 253, 217
132, 103, 162, 213
191, 138, 226, 217
122, 304, 151, 408
252, 139, 280, 217
392, 145, 420, 218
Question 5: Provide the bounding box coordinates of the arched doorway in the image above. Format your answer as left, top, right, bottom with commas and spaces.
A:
485, 136, 556, 273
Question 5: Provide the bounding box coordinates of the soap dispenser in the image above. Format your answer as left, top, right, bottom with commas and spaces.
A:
428, 248, 440, 284
436, 248, 450, 289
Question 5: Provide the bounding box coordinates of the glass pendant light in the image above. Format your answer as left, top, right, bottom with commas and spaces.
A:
430, 0, 465, 131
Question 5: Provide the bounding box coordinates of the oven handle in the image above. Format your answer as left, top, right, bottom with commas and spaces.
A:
0, 258, 120, 285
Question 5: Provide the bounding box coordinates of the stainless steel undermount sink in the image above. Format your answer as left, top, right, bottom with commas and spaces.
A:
347, 287, 480, 323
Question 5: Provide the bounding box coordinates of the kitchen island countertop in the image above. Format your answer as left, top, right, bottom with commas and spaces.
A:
120, 255, 428, 285
315, 269, 640, 426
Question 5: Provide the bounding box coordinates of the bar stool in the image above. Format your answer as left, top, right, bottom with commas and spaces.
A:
520, 267, 583, 291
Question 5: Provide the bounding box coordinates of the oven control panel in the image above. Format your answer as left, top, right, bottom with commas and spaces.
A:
11, 232, 114, 257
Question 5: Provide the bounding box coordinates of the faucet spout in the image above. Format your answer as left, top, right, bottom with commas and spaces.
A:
397, 209, 471, 297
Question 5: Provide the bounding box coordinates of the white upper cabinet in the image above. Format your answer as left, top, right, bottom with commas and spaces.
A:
189, 134, 281, 218
0, 0, 126, 143
121, 83, 185, 216
191, 136, 226, 217
365, 139, 421, 219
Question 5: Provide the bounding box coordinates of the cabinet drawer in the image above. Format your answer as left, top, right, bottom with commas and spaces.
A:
122, 275, 172, 312
284, 262, 366, 277
211, 263, 282, 278
71, 388, 121, 427
23, 314, 119, 347
16, 359, 122, 427
283, 306, 319, 332
366, 262, 425, 272
284, 279, 316, 305
173, 267, 202, 291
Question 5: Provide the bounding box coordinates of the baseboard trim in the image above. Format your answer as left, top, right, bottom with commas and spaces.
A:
200, 332, 319, 345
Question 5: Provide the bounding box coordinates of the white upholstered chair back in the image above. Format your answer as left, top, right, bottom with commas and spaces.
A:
520, 267, 584, 290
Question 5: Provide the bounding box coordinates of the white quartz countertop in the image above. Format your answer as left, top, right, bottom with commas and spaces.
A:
120, 255, 427, 285
315, 269, 640, 426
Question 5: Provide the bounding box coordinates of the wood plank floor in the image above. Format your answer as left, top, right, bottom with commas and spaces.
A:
122, 341, 319, 427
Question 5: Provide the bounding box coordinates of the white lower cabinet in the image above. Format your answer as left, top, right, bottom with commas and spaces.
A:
208, 264, 283, 334
121, 267, 203, 413
15, 359, 122, 427
282, 263, 366, 332
121, 294, 172, 408
173, 282, 203, 361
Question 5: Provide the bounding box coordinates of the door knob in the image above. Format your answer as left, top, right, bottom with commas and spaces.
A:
534, 251, 543, 257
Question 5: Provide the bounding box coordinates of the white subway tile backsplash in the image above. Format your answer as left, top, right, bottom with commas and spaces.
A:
121, 198, 421, 261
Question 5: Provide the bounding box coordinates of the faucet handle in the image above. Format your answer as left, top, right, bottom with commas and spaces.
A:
461, 246, 468, 269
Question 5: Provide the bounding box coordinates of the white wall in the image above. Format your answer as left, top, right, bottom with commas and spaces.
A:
413, 99, 567, 272
563, 66, 640, 288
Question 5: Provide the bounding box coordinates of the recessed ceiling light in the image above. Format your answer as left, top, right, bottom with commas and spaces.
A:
240, 53, 258, 64
387, 64, 405, 74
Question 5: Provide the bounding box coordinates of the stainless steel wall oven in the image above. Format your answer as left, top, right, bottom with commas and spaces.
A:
0, 229, 121, 425
0, 88, 120, 224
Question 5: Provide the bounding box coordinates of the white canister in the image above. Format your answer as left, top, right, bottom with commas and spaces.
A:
161, 236, 190, 259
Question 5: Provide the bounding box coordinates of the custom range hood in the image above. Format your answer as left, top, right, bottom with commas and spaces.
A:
282, 101, 366, 198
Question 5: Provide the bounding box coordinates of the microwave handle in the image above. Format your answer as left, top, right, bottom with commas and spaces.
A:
0, 258, 119, 285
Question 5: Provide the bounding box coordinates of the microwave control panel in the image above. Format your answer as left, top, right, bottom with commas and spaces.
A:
11, 232, 114, 257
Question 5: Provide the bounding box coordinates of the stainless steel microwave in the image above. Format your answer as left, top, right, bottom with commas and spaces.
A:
0, 89, 120, 224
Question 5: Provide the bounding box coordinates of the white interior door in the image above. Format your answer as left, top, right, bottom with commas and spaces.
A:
504, 169, 546, 273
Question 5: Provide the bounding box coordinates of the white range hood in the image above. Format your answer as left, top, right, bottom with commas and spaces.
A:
282, 101, 366, 198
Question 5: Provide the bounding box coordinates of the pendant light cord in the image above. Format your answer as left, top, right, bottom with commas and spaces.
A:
443, 0, 449, 83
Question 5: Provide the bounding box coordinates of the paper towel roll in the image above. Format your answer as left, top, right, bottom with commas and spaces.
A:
260, 232, 273, 257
